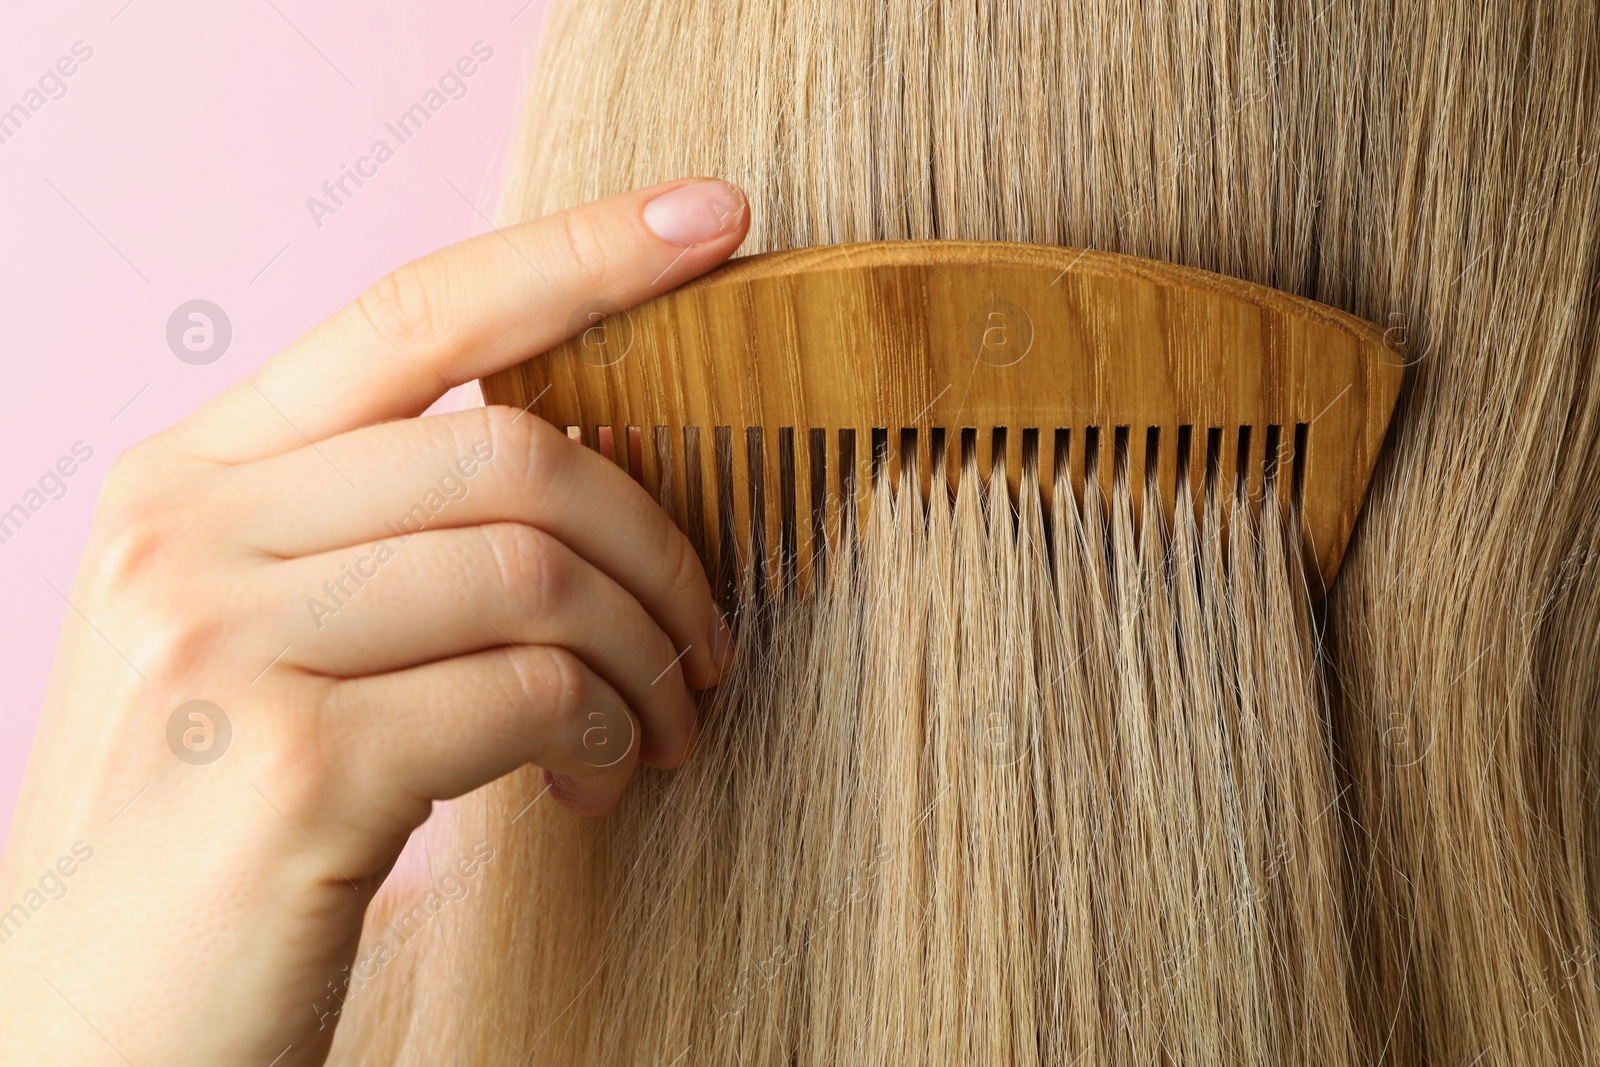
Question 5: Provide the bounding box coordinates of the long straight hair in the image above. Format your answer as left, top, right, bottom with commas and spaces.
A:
329, 3, 1600, 1064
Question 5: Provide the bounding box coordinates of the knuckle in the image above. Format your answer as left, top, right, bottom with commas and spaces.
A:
89, 513, 163, 591
355, 258, 455, 350
543, 209, 612, 292
475, 405, 535, 481
481, 522, 566, 612
663, 525, 707, 601
523, 414, 574, 487
251, 706, 335, 817
98, 438, 187, 514
136, 614, 216, 684
101, 441, 156, 498
528, 645, 590, 731
476, 402, 528, 449
86, 493, 177, 599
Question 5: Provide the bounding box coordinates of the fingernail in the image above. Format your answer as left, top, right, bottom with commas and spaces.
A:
543, 768, 616, 817
565, 698, 636, 771
543, 768, 578, 808
642, 180, 746, 246
707, 609, 735, 674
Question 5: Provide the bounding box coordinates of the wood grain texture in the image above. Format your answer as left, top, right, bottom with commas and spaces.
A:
481, 241, 1405, 598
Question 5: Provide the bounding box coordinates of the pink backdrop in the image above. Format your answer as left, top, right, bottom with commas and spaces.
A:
0, 1, 547, 847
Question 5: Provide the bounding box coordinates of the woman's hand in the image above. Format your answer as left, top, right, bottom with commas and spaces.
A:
0, 179, 748, 1066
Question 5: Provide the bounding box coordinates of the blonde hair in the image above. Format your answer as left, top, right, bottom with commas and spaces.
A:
329, 2, 1600, 1063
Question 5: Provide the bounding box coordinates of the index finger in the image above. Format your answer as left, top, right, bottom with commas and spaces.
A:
167, 178, 749, 464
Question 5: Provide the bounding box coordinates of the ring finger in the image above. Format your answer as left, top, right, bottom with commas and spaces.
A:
329, 642, 642, 815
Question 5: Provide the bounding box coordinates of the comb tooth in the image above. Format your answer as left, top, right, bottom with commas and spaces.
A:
1141, 426, 1165, 539
1213, 423, 1240, 513
1273, 422, 1295, 516
990, 427, 1011, 524
864, 427, 889, 533
1266, 423, 1301, 567
898, 428, 920, 515
712, 426, 738, 610
681, 426, 708, 585
1171, 422, 1196, 531
1202, 427, 1225, 538
1219, 425, 1252, 552
1097, 428, 1123, 544
915, 425, 934, 507
1242, 423, 1266, 510
1060, 426, 1083, 516
597, 425, 616, 465
1262, 424, 1285, 516
937, 427, 958, 503
1290, 422, 1309, 516
885, 426, 902, 497
1172, 424, 1195, 524
1235, 424, 1256, 504
958, 428, 979, 498
1039, 427, 1060, 514
837, 428, 859, 543
764, 427, 783, 595
1051, 428, 1072, 518
1111, 426, 1132, 515
1081, 426, 1105, 518
1178, 424, 1202, 525
776, 428, 797, 595
1292, 422, 1320, 592
1125, 424, 1148, 533
653, 425, 676, 523
1019, 429, 1041, 514
976, 427, 997, 497
745, 427, 768, 602
928, 427, 950, 509
1106, 424, 1121, 501
1000, 425, 1021, 507
808, 428, 828, 586
626, 426, 645, 487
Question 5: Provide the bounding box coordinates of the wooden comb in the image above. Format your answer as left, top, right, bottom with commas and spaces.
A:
482, 241, 1404, 601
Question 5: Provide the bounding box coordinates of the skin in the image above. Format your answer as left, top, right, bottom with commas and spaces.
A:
0, 178, 749, 1065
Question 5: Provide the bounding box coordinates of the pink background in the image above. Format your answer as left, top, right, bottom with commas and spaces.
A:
0, 1, 547, 847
